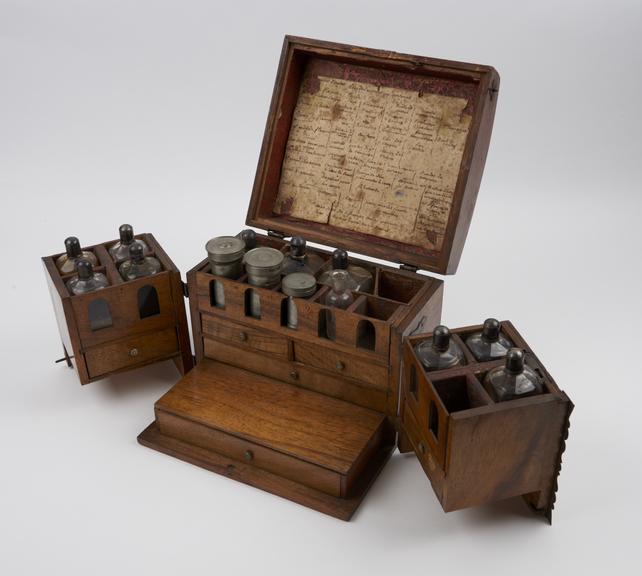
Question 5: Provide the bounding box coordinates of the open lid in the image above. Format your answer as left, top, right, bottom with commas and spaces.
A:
247, 36, 499, 275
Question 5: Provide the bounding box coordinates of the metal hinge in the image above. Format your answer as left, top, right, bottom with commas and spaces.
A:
400, 263, 419, 273
267, 230, 285, 239
182, 281, 189, 298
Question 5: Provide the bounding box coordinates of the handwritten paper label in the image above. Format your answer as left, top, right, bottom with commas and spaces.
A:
274, 76, 472, 251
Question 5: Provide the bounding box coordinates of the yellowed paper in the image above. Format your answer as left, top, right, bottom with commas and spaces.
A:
274, 76, 472, 250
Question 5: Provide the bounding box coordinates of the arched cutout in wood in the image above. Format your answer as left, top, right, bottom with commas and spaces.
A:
409, 364, 418, 400
210, 279, 225, 309
138, 285, 160, 319
356, 319, 376, 350
88, 298, 113, 331
245, 288, 260, 319
318, 308, 335, 340
280, 297, 290, 328
429, 400, 439, 440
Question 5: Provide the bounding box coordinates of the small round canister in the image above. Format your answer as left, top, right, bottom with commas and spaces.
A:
282, 272, 317, 329
243, 247, 284, 287
206, 236, 245, 278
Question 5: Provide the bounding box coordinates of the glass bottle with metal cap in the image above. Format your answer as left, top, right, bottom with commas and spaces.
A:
282, 237, 324, 275
484, 348, 543, 402
108, 224, 151, 263
56, 237, 98, 274
282, 272, 317, 329
414, 325, 464, 372
318, 249, 373, 293
239, 229, 257, 251
324, 270, 354, 340
119, 242, 162, 281
66, 259, 109, 295
465, 318, 513, 361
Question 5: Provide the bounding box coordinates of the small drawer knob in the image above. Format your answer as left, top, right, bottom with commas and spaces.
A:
290, 370, 299, 380
129, 348, 139, 357
244, 450, 254, 461
336, 361, 345, 371
239, 331, 247, 342
418, 442, 426, 454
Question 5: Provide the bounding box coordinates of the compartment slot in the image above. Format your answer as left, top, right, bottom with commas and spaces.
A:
476, 355, 556, 399
349, 295, 399, 321
376, 269, 424, 303
430, 373, 493, 413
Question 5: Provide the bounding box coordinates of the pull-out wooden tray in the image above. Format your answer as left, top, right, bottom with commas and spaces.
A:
138, 359, 395, 520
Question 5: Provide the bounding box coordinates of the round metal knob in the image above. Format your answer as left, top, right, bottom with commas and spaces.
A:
129, 348, 139, 357
418, 442, 426, 454
239, 331, 247, 342
290, 370, 299, 380
336, 361, 345, 371
244, 450, 254, 461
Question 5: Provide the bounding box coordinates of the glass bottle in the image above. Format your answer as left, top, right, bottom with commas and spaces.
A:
324, 270, 354, 340
239, 229, 257, 251
414, 325, 464, 372
484, 348, 543, 402
282, 236, 325, 275
109, 224, 151, 263
66, 259, 109, 295
465, 318, 513, 361
318, 249, 374, 293
56, 236, 98, 274
119, 242, 162, 281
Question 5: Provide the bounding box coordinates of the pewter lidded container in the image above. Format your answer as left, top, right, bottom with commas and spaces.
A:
243, 247, 284, 287
282, 272, 317, 329
206, 236, 246, 279
243, 247, 284, 318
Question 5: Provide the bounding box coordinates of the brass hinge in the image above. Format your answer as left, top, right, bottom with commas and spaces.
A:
182, 281, 189, 298
400, 263, 419, 273
267, 230, 285, 239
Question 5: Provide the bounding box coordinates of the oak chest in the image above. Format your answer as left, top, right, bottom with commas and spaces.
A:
44, 36, 572, 522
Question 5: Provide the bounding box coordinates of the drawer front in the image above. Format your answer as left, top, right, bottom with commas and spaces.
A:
85, 327, 179, 379
401, 402, 446, 503
201, 314, 288, 360
293, 342, 388, 390
203, 338, 388, 412
156, 408, 342, 497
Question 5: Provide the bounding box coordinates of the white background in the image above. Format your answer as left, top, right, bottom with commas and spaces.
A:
1, 1, 641, 574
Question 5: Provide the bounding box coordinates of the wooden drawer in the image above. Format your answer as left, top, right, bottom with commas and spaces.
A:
201, 313, 289, 359
84, 327, 179, 379
153, 360, 388, 498
203, 338, 388, 412
293, 341, 388, 391
156, 409, 342, 496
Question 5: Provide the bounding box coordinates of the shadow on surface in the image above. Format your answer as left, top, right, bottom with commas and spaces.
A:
99, 359, 181, 399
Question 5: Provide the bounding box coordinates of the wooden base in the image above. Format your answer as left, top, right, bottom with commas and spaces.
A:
138, 422, 393, 521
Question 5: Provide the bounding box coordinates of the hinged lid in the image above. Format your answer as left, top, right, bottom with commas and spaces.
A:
246, 36, 499, 274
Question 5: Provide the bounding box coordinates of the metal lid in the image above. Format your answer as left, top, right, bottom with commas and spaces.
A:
243, 247, 284, 272
206, 236, 246, 263
282, 272, 317, 297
